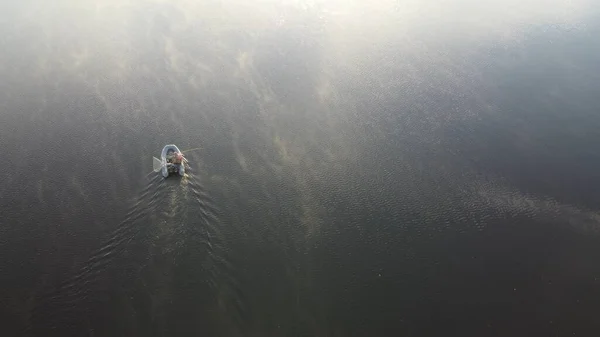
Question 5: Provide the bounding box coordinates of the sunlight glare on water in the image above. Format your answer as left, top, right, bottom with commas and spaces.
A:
1, 0, 600, 336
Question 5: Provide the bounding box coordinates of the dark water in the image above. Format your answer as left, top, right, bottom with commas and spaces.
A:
2, 1, 600, 336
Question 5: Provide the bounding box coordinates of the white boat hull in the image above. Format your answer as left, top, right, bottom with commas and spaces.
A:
161, 144, 185, 178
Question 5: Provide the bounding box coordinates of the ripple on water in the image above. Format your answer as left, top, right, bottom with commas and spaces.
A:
29, 165, 238, 336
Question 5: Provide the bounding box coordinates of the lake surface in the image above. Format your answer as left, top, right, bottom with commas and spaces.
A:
2, 1, 600, 336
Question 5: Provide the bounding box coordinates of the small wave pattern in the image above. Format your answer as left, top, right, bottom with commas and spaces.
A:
28, 164, 229, 336
474, 178, 600, 235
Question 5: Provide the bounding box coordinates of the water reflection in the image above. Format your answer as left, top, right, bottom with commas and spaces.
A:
1, 0, 599, 336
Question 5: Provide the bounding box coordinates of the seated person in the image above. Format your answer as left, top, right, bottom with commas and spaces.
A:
166, 149, 175, 163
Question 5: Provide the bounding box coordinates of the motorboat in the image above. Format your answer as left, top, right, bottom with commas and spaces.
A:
153, 144, 186, 178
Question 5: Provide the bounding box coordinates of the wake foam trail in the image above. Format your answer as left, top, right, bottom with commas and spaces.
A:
28, 165, 242, 335
28, 173, 166, 336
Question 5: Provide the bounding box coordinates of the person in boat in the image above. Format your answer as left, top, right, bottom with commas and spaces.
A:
166, 149, 176, 163
166, 149, 184, 173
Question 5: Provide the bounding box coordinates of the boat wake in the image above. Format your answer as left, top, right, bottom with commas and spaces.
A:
29, 166, 232, 335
